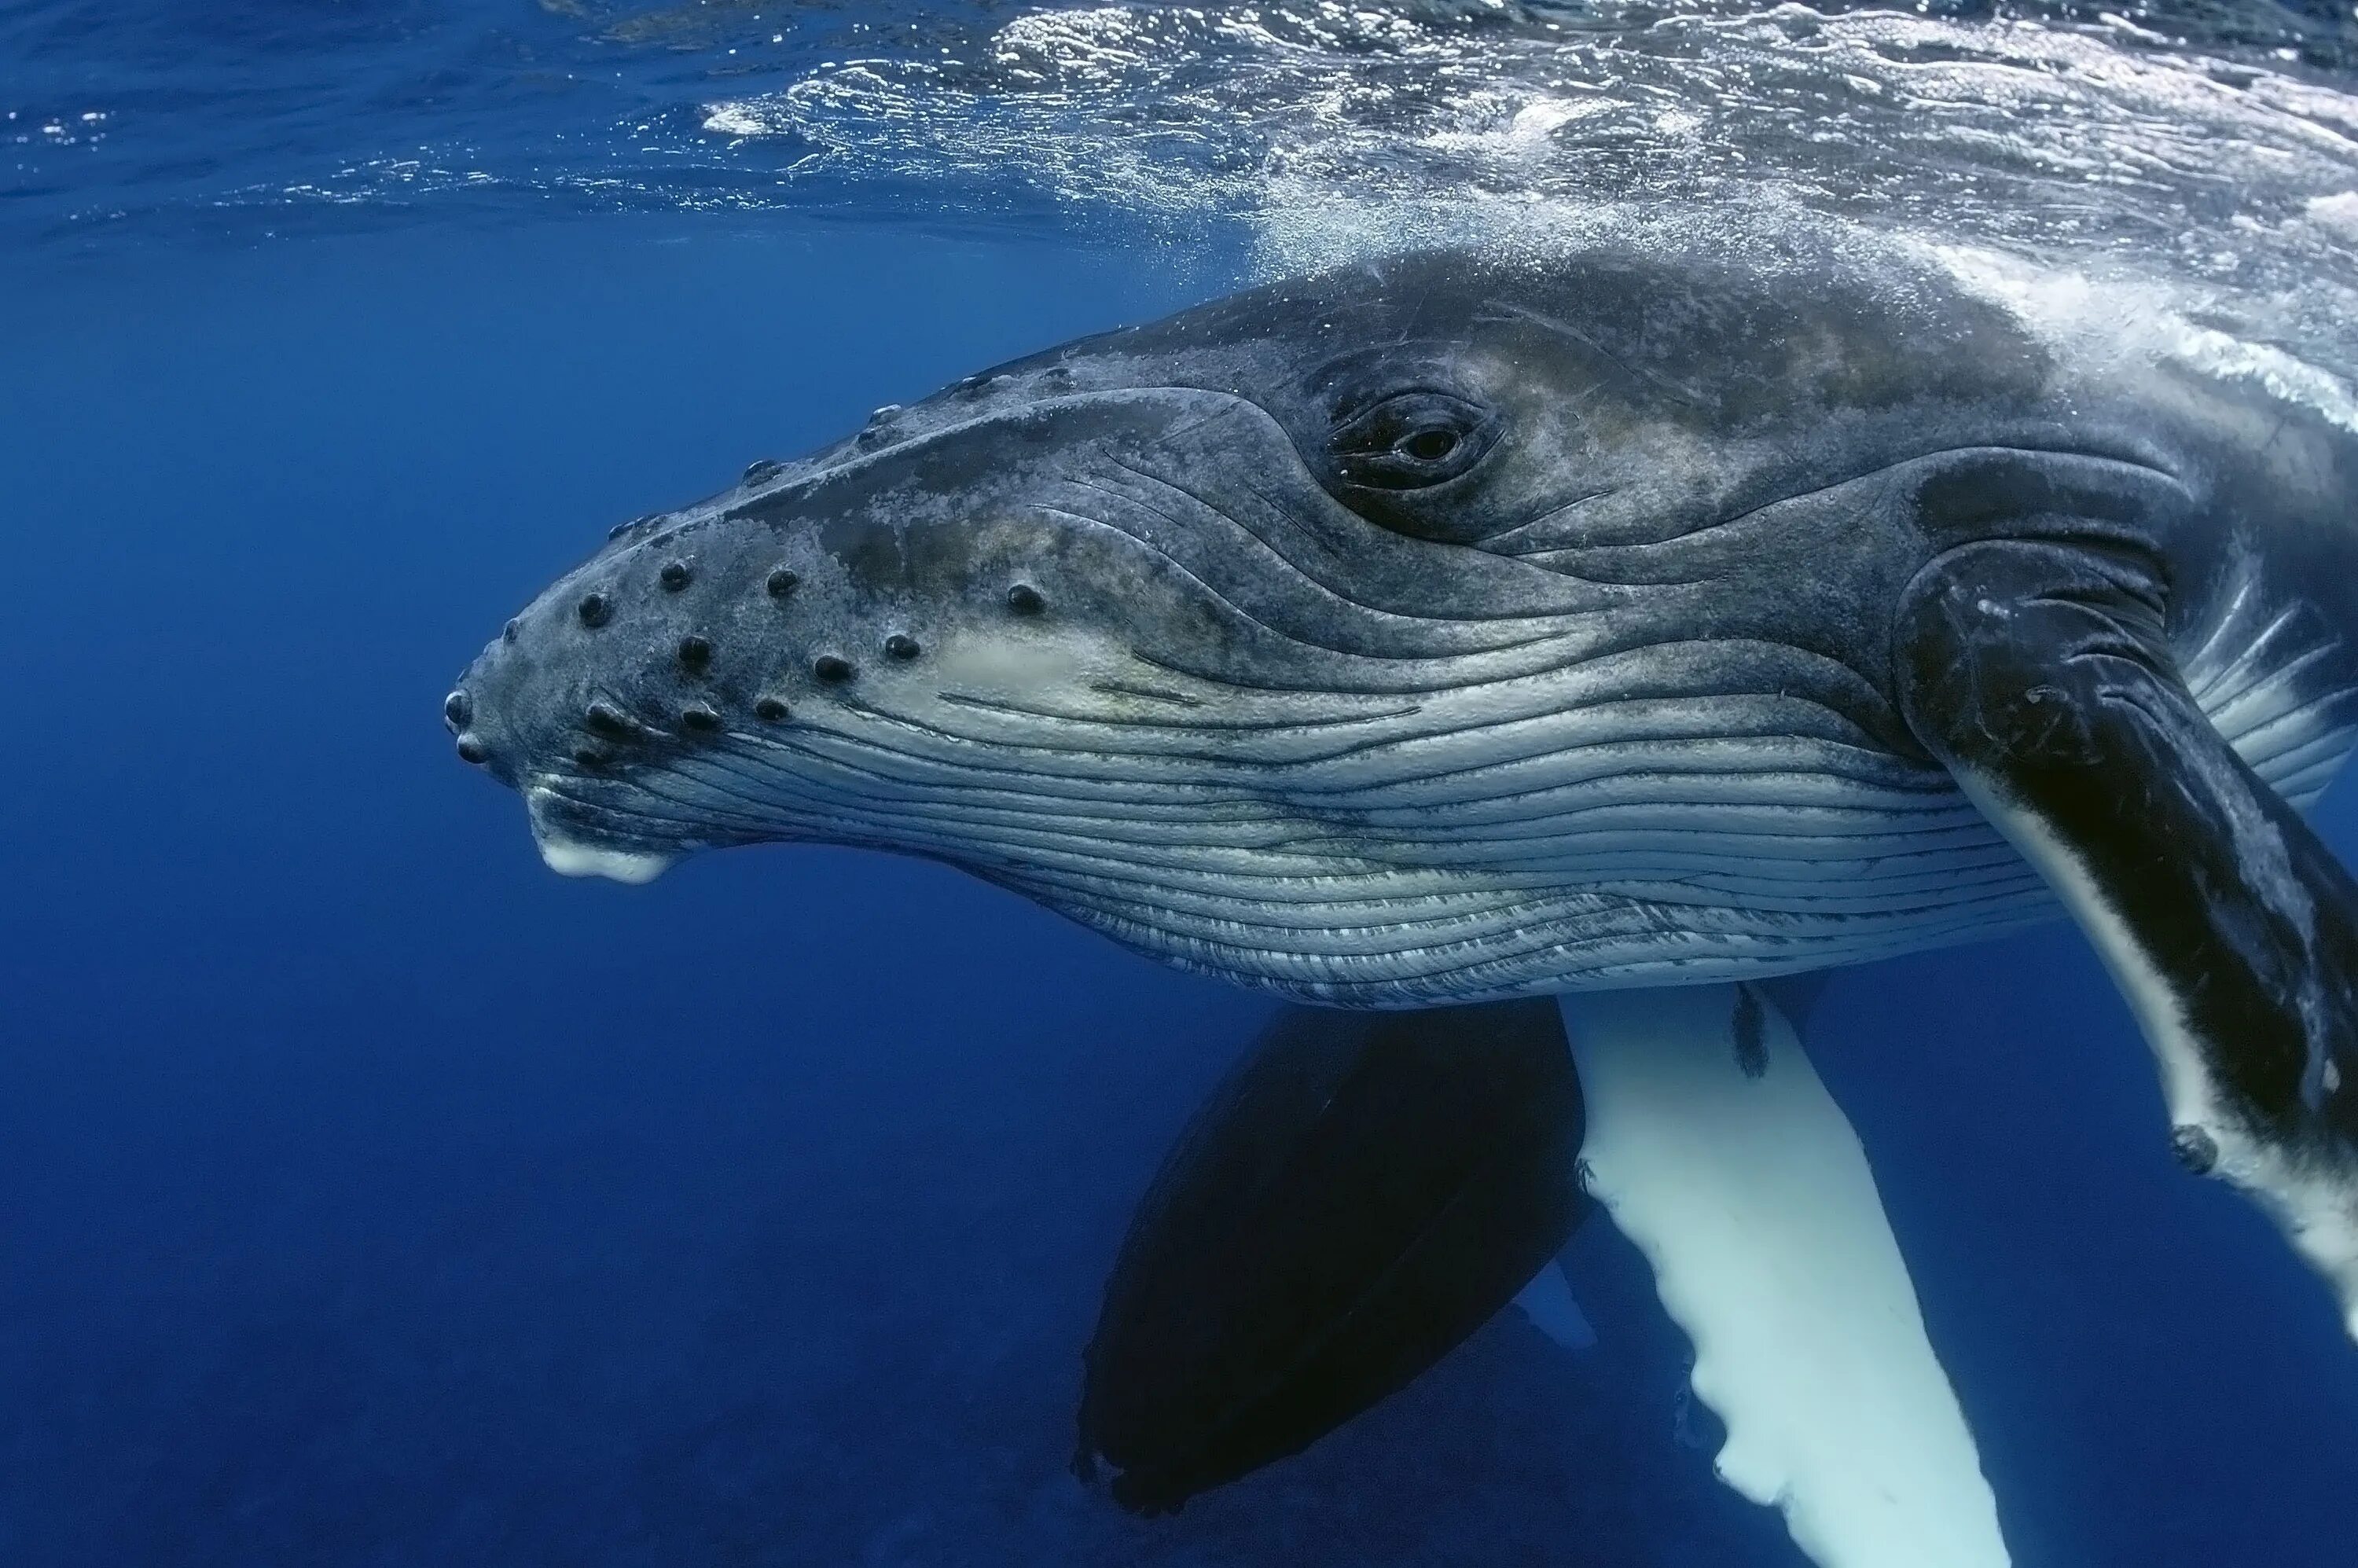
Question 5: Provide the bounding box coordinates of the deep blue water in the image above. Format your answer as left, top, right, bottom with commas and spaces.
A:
13, 4, 2358, 1566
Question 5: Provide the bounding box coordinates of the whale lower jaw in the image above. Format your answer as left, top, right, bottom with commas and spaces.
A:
488, 604, 2358, 1006
492, 666, 2358, 1001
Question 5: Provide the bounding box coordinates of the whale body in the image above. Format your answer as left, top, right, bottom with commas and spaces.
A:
447, 237, 2358, 1566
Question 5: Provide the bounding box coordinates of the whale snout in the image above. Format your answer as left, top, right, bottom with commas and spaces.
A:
450, 513, 841, 786
443, 413, 1118, 883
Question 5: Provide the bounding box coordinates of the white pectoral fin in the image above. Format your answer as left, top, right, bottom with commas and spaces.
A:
1511, 1260, 1597, 1352
1560, 983, 2011, 1568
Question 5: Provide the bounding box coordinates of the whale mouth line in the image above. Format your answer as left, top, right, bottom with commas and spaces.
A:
933, 689, 1426, 733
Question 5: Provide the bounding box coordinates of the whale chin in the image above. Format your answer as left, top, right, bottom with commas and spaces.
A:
535, 836, 677, 886
524, 788, 679, 884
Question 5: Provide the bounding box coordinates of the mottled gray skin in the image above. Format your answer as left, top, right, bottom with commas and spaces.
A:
450, 242, 2358, 1008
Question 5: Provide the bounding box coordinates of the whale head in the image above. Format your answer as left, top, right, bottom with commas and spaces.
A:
449, 246, 2056, 1003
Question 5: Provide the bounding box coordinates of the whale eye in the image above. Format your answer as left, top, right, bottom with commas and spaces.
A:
1329, 390, 1500, 494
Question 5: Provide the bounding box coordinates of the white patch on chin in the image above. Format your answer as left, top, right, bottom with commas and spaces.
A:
524, 786, 677, 885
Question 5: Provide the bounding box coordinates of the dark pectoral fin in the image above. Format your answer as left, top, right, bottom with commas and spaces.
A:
1074, 997, 1584, 1514
1897, 534, 2358, 1335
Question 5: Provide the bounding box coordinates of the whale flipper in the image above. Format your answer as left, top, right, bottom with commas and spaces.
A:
1074, 998, 1581, 1514
1560, 982, 2011, 1568
1897, 525, 2358, 1337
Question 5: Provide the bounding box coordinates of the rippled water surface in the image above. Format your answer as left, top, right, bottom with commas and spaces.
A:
18, 2, 2358, 354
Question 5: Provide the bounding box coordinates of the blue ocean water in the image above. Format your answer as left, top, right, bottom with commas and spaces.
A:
9, 3, 2358, 1565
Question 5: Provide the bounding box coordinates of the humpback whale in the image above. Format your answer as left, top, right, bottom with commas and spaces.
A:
445, 237, 2358, 1566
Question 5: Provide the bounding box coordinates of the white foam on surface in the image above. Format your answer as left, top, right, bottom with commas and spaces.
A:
1560, 983, 2011, 1568
1928, 240, 2358, 436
